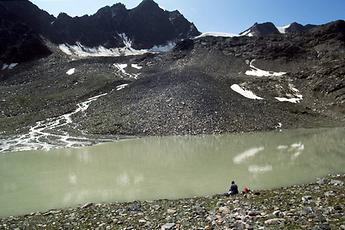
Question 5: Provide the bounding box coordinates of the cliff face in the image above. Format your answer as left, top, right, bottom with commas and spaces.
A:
0, 2, 52, 63
0, 0, 200, 63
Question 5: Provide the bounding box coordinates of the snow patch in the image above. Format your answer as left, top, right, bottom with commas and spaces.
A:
240, 30, 254, 37
231, 84, 264, 100
275, 96, 302, 103
59, 41, 147, 58
59, 34, 175, 58
2, 63, 18, 70
149, 42, 176, 53
277, 24, 291, 34
59, 44, 74, 55
8, 63, 18, 70
275, 84, 303, 103
233, 147, 265, 164
116, 84, 129, 91
245, 60, 286, 77
131, 64, 142, 70
114, 64, 128, 74
195, 32, 238, 39
66, 68, 75, 75
275, 122, 282, 129
118, 33, 132, 49
1, 64, 9, 70
114, 63, 141, 79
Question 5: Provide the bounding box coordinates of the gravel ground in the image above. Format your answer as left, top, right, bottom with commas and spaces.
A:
1, 175, 344, 229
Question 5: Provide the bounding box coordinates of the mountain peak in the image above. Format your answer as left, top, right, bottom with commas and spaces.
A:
240, 22, 280, 37
57, 12, 71, 19
137, 0, 160, 9
290, 22, 301, 26
0, 0, 200, 61
285, 22, 305, 34
111, 3, 126, 8
95, 3, 127, 18
241, 21, 319, 36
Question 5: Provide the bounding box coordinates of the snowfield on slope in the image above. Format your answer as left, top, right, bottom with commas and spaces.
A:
2, 63, 18, 70
66, 68, 75, 75
59, 43, 147, 58
131, 64, 143, 70
277, 24, 291, 34
59, 33, 175, 58
195, 32, 238, 39
240, 30, 254, 37
231, 84, 264, 100
275, 84, 303, 103
116, 84, 129, 91
245, 60, 286, 77
113, 64, 140, 79
275, 96, 303, 103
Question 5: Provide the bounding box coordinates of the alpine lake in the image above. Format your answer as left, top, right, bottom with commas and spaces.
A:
0, 127, 344, 217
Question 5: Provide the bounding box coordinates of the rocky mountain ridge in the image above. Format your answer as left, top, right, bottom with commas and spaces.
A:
240, 21, 317, 36
0, 0, 200, 63
1, 0, 342, 64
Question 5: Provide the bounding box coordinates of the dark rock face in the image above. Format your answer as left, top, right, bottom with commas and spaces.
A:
119, 0, 200, 49
0, 0, 200, 59
49, 0, 200, 49
0, 2, 52, 63
0, 0, 55, 34
311, 20, 345, 39
240, 22, 281, 36
284, 22, 316, 34
285, 22, 307, 34
241, 22, 318, 36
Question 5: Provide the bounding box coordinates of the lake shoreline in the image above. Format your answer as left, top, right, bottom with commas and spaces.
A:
2, 124, 344, 153
1, 174, 344, 229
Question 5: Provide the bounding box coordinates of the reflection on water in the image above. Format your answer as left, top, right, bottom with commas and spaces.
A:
248, 165, 273, 173
233, 147, 265, 164
0, 127, 344, 217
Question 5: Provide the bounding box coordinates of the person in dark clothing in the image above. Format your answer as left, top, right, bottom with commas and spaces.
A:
228, 181, 239, 195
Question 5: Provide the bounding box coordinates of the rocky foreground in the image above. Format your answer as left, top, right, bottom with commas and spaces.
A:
1, 175, 344, 229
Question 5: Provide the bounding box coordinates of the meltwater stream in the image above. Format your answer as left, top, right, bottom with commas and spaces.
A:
0, 93, 108, 153
0, 127, 344, 217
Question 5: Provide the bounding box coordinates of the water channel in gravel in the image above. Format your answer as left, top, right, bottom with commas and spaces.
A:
0, 127, 344, 217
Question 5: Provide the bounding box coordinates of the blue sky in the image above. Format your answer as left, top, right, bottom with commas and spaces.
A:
31, 0, 345, 33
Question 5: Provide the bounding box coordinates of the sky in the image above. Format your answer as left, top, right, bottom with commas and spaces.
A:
31, 0, 345, 33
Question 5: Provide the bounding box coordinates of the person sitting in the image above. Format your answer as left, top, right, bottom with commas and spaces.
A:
242, 186, 251, 194
228, 181, 239, 195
